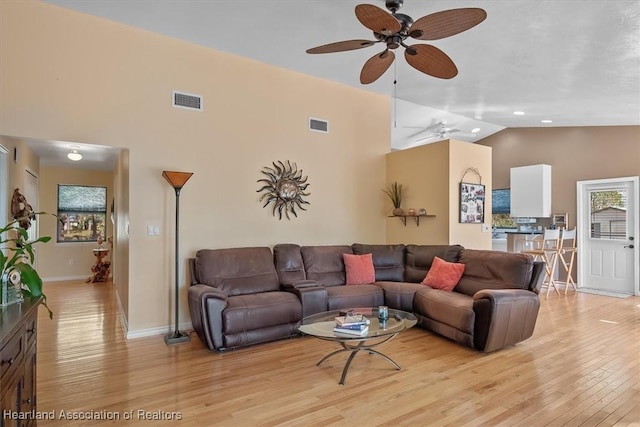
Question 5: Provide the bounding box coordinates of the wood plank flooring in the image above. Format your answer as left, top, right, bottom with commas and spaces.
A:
33, 281, 640, 426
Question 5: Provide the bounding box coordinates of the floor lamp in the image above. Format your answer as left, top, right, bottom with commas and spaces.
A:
162, 170, 193, 345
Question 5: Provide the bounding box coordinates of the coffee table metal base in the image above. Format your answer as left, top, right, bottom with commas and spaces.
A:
316, 334, 400, 385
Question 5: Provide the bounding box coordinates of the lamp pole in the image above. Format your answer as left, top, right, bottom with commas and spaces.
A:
162, 171, 193, 345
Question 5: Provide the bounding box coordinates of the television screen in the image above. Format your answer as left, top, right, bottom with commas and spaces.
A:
492, 188, 511, 214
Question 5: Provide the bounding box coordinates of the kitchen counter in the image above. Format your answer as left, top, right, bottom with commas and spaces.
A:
506, 232, 542, 252
504, 231, 543, 235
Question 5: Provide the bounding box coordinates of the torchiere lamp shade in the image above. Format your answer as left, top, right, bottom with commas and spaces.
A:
162, 171, 193, 189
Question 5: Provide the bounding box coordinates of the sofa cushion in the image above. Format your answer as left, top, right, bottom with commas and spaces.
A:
326, 284, 384, 310
343, 253, 376, 285
405, 245, 464, 282
455, 249, 534, 297
373, 281, 424, 312
422, 257, 465, 291
414, 287, 475, 335
224, 291, 302, 334
352, 243, 405, 282
273, 244, 307, 284
301, 245, 352, 286
195, 247, 280, 296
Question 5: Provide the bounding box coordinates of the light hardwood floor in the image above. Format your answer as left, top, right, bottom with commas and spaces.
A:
34, 280, 639, 426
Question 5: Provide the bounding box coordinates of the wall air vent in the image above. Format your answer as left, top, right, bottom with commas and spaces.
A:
172, 91, 202, 111
309, 117, 329, 133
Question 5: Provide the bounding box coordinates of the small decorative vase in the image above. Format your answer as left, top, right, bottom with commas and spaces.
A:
418, 208, 427, 216
407, 208, 416, 216
1, 269, 24, 307
392, 208, 404, 216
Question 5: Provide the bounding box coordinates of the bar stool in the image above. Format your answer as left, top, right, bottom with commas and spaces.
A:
521, 229, 561, 298
555, 228, 577, 294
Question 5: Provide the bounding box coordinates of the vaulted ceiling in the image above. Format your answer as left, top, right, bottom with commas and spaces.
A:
38, 0, 640, 156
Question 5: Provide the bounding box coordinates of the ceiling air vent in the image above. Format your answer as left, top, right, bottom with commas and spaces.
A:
309, 117, 329, 133
172, 90, 202, 111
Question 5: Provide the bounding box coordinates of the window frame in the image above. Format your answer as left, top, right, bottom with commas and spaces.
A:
56, 184, 108, 244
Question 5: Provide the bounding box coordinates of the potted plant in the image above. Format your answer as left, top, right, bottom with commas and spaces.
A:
383, 181, 404, 216
1, 216, 53, 318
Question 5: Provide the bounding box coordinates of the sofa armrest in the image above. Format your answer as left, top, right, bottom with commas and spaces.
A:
188, 284, 228, 351
281, 279, 320, 290
472, 289, 540, 352
281, 280, 328, 318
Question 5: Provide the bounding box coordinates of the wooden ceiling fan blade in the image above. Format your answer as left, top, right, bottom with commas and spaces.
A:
360, 50, 395, 84
355, 4, 401, 36
409, 8, 487, 40
306, 39, 377, 54
404, 44, 458, 79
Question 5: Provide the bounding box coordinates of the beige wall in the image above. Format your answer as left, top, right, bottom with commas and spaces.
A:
478, 126, 640, 229
0, 1, 390, 334
449, 140, 492, 250
385, 139, 492, 249
37, 166, 114, 281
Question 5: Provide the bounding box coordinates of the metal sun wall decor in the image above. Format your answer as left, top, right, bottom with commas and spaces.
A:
257, 160, 311, 220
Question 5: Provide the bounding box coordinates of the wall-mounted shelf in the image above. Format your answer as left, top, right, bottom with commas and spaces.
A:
388, 214, 436, 227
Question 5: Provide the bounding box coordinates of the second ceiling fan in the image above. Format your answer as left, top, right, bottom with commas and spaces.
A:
306, 0, 487, 84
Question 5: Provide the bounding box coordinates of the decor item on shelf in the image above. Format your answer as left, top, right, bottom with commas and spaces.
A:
407, 208, 416, 216
418, 208, 427, 215
257, 160, 311, 220
0, 214, 53, 318
305, 0, 487, 84
162, 170, 194, 345
383, 181, 404, 215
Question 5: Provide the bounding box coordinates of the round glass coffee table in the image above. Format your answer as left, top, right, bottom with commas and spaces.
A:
299, 307, 417, 385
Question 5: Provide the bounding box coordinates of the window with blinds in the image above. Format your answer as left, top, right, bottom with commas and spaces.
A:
57, 185, 107, 243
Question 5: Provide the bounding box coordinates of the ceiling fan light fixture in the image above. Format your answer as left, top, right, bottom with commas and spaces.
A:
67, 149, 82, 161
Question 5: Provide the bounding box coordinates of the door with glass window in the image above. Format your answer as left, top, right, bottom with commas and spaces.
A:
577, 177, 639, 295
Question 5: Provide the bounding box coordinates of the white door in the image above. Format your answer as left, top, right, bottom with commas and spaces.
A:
577, 177, 639, 295
23, 169, 39, 266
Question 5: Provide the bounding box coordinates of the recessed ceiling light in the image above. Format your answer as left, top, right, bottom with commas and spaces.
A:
67, 150, 82, 161
541, 119, 553, 123
471, 128, 481, 133
513, 111, 525, 115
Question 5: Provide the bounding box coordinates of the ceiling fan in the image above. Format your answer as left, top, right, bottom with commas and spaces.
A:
306, 0, 487, 84
411, 121, 476, 143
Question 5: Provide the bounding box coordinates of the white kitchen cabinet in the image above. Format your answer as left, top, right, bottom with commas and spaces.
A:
510, 164, 552, 218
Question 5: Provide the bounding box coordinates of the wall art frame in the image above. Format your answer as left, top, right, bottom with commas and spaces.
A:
459, 182, 485, 223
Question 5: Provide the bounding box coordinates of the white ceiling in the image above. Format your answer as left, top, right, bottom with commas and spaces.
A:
31, 0, 640, 165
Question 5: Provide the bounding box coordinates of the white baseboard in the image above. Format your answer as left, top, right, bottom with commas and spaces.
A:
126, 321, 193, 340
114, 289, 129, 336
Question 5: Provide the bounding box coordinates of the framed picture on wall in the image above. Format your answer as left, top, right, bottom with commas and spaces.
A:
459, 182, 485, 223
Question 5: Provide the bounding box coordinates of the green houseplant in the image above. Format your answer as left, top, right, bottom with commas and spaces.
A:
0, 216, 53, 318
383, 181, 404, 216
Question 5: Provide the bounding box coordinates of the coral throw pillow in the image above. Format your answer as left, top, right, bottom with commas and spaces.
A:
422, 256, 465, 292
343, 253, 376, 285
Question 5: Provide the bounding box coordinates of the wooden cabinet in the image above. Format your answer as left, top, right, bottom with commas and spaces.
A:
1, 298, 41, 427
510, 164, 552, 218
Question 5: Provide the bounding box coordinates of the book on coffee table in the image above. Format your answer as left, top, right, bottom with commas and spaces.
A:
333, 325, 369, 336
334, 314, 370, 327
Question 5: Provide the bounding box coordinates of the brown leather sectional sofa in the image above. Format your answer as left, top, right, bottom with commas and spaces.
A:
188, 244, 544, 353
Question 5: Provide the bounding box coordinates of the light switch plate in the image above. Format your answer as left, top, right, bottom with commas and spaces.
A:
147, 225, 160, 236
